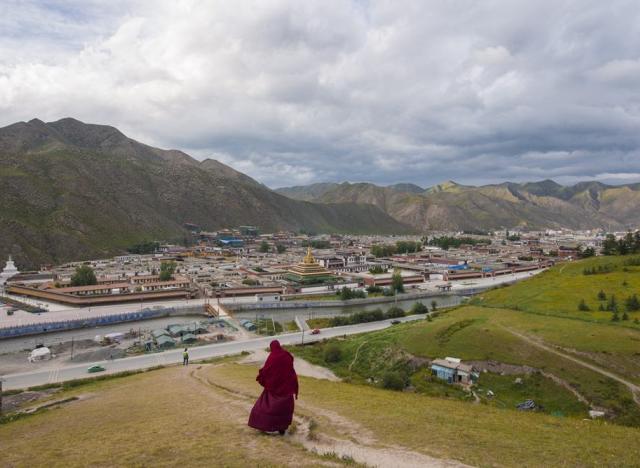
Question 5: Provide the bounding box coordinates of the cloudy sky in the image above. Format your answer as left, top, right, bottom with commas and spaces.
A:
2, 0, 640, 188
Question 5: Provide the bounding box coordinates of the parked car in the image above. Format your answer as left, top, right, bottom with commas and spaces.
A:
310, 329, 321, 335
87, 365, 106, 373
391, 320, 401, 325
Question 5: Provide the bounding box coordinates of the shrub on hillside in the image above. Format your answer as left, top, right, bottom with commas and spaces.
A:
578, 299, 590, 312
410, 302, 429, 315
323, 344, 342, 363
381, 371, 407, 391
597, 290, 607, 301
385, 306, 405, 318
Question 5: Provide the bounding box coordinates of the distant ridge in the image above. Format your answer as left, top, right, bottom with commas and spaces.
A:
276, 178, 640, 231
0, 118, 411, 268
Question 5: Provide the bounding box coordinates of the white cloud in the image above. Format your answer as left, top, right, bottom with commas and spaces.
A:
1, 0, 640, 187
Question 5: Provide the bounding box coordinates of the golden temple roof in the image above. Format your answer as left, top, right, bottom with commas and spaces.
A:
303, 246, 315, 264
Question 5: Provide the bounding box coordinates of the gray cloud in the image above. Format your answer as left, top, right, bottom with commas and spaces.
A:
2, 0, 640, 188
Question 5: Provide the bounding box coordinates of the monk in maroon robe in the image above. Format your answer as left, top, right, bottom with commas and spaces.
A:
248, 340, 299, 435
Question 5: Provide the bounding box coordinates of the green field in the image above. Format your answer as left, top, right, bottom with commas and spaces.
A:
294, 302, 640, 426
477, 255, 640, 325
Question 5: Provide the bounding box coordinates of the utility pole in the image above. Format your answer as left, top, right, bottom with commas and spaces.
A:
70, 337, 74, 361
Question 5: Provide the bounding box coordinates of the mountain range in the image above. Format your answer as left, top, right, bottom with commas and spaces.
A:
276, 179, 640, 232
0, 118, 409, 268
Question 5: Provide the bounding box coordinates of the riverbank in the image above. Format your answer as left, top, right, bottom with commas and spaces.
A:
226, 272, 537, 312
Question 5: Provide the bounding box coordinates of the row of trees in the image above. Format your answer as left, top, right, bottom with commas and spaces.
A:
583, 264, 615, 275
426, 236, 490, 251
335, 287, 366, 300
371, 241, 423, 258
127, 241, 160, 254
328, 300, 437, 327
301, 240, 331, 249
602, 232, 640, 256
259, 241, 286, 253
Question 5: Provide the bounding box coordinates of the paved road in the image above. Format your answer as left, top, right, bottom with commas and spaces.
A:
1, 315, 426, 391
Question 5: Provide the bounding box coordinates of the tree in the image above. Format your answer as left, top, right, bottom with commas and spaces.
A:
385, 306, 405, 318
622, 311, 630, 321
597, 290, 606, 301
276, 244, 286, 253
606, 295, 618, 312
70, 265, 97, 286
391, 269, 404, 293
410, 302, 428, 315
159, 261, 177, 281
625, 294, 640, 312
579, 246, 596, 258
369, 265, 385, 274
611, 311, 620, 322
430, 300, 438, 311
259, 241, 270, 253
578, 299, 590, 311
371, 244, 397, 257
602, 234, 618, 256
381, 371, 407, 390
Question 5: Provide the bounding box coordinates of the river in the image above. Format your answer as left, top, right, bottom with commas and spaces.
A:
232, 295, 464, 323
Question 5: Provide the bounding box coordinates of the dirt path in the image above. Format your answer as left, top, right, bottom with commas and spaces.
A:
503, 327, 640, 405
240, 350, 341, 382
348, 340, 368, 372
190, 364, 470, 468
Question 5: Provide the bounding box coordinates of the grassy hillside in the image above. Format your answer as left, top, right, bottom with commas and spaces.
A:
2, 362, 640, 467
295, 306, 640, 426
477, 255, 640, 324
0, 118, 411, 268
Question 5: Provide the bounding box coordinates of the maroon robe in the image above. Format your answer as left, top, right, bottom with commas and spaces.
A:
248, 340, 299, 432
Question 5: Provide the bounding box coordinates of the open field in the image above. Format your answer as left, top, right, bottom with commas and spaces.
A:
2, 360, 640, 467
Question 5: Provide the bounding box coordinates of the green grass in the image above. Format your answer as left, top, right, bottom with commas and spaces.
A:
307, 317, 333, 329
285, 294, 340, 301
209, 363, 640, 467
293, 306, 640, 426
478, 256, 640, 325
475, 372, 588, 416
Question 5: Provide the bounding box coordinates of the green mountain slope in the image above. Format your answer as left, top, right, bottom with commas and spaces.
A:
0, 118, 410, 268
277, 178, 640, 231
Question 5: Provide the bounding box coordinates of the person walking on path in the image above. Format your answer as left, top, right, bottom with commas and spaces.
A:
182, 348, 189, 366
248, 340, 299, 435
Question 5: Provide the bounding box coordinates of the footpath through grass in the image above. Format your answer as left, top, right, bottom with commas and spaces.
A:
209, 363, 640, 467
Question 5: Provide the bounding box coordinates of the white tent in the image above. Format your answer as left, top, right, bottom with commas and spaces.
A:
28, 347, 51, 362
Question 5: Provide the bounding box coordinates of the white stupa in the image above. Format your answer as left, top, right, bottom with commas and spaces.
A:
0, 256, 19, 286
